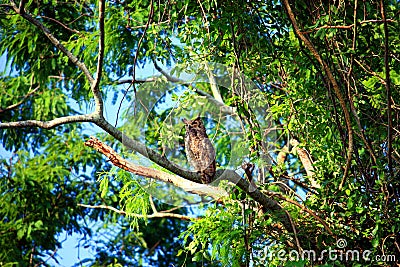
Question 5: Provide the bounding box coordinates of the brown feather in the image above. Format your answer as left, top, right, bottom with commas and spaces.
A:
182, 117, 216, 184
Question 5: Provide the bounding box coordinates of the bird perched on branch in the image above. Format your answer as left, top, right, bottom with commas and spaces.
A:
182, 117, 216, 184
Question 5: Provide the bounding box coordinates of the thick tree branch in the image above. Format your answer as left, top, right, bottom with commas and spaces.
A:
85, 135, 295, 233
204, 61, 224, 104
282, 0, 354, 190
277, 138, 319, 190
0, 114, 95, 129
18, 0, 25, 13
289, 139, 320, 189
84, 136, 228, 199
1, 108, 295, 232
219, 170, 294, 232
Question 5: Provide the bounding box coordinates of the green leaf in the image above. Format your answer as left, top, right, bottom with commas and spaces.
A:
345, 189, 351, 196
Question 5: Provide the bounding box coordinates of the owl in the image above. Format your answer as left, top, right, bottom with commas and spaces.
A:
182, 117, 216, 184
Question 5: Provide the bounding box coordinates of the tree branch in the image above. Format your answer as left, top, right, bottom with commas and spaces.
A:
282, 0, 354, 190
0, 114, 95, 129
10, 1, 95, 85
84, 136, 228, 199
0, 86, 40, 113
381, 0, 393, 177
85, 135, 295, 233
220, 169, 294, 232
2, 1, 105, 130
18, 0, 25, 14
300, 19, 396, 34
40, 15, 81, 34
264, 190, 333, 235
77, 203, 194, 221
115, 0, 154, 125
116, 77, 159, 84
153, 61, 236, 114
0, 107, 296, 233
276, 138, 319, 190
354, 59, 386, 84
92, 0, 105, 116
289, 139, 319, 189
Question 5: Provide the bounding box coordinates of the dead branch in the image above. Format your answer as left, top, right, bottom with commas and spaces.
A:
84, 136, 228, 199
77, 203, 194, 221
85, 136, 295, 233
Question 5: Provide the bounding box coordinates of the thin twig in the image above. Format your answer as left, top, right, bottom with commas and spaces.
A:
0, 86, 40, 113
40, 15, 80, 34
264, 191, 334, 235
34, 248, 59, 267
149, 195, 157, 213
116, 77, 158, 84
115, 0, 154, 126
354, 59, 386, 84
381, 0, 393, 177
301, 19, 396, 34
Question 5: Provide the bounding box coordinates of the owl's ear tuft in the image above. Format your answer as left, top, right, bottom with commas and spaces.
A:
182, 118, 189, 124
194, 116, 202, 122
